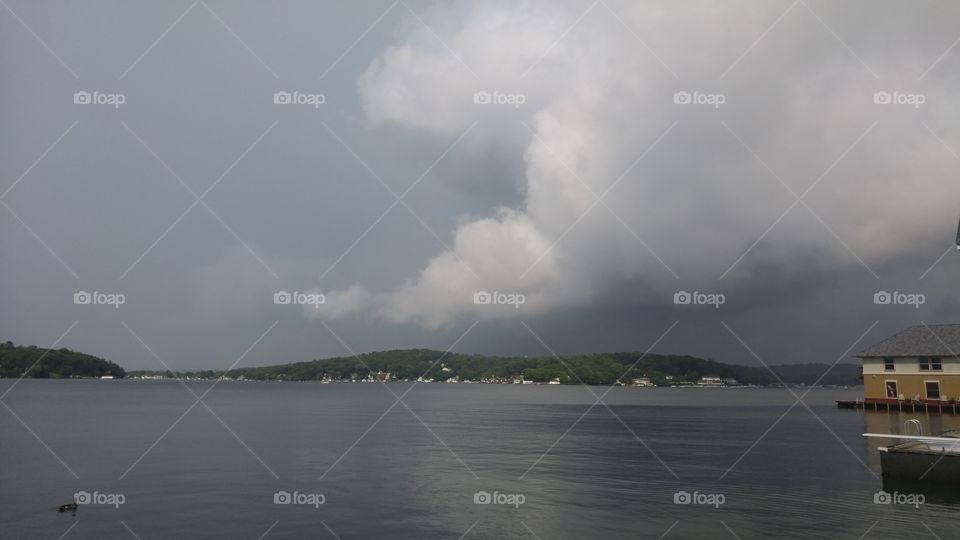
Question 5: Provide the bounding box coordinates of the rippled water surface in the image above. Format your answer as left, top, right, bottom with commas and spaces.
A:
2, 380, 957, 539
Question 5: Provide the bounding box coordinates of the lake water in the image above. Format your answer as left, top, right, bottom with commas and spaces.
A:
1, 380, 957, 539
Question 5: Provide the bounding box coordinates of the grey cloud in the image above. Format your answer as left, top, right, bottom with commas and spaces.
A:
2, 0, 959, 369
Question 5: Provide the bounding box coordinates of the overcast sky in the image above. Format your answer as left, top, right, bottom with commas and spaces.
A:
2, 0, 960, 371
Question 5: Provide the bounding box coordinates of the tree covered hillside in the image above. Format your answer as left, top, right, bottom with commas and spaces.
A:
0, 341, 125, 379
130, 349, 861, 386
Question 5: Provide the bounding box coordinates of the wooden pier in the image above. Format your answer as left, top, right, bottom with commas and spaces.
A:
837, 400, 960, 414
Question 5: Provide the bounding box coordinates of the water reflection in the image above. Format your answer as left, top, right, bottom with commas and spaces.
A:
863, 409, 960, 443
880, 477, 960, 506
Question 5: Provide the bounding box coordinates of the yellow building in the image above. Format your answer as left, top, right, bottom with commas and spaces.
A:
857, 324, 960, 404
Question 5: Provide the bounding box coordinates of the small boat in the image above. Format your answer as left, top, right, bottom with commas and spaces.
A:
956, 214, 960, 250
57, 502, 78, 513
864, 420, 960, 483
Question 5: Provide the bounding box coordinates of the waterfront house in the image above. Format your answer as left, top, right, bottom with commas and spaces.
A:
856, 324, 960, 404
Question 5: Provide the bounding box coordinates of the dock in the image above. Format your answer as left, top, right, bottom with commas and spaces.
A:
837, 400, 960, 414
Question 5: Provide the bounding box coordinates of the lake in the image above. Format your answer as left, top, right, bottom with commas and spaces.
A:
1, 380, 957, 539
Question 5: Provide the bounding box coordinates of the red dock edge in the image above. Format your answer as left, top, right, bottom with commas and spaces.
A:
837, 399, 960, 414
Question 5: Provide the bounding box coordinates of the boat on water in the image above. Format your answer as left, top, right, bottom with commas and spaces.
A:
57, 502, 77, 514
955, 213, 960, 250
864, 420, 960, 483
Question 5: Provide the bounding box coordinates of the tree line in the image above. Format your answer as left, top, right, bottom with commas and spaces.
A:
129, 348, 861, 386
0, 341, 126, 379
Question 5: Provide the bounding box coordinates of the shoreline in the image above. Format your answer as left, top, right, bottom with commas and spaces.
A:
0, 377, 863, 390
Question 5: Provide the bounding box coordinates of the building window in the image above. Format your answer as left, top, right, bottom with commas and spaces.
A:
919, 357, 930, 371
931, 357, 943, 371
885, 380, 898, 399
925, 380, 941, 400
883, 358, 895, 371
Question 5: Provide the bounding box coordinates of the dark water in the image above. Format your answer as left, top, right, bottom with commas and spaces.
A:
1, 380, 957, 539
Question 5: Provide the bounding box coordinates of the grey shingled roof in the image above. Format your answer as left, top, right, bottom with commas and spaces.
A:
857, 324, 960, 358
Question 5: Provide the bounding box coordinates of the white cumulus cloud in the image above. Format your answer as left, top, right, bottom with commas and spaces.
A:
315, 0, 960, 327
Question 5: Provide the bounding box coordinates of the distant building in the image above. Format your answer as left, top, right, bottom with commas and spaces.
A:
856, 324, 960, 404
697, 376, 723, 387
631, 377, 653, 387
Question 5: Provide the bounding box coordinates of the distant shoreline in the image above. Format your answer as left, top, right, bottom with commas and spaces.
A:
4, 376, 861, 390
2, 343, 863, 387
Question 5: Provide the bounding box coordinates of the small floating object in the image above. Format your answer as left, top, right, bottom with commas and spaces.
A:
956, 214, 960, 250
57, 502, 78, 513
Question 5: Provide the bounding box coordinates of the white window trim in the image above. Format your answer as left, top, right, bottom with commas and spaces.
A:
885, 379, 899, 399
924, 379, 941, 400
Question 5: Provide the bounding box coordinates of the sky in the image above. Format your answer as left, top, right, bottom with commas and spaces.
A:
2, 0, 960, 371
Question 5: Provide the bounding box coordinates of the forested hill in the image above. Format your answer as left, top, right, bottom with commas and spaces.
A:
132, 349, 861, 386
0, 341, 126, 379
0, 342, 860, 386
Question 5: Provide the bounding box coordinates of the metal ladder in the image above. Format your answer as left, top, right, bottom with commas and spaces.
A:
904, 418, 923, 437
